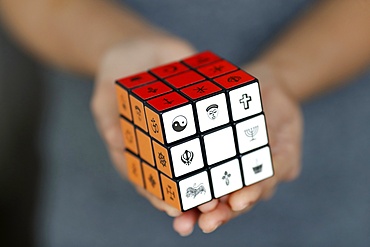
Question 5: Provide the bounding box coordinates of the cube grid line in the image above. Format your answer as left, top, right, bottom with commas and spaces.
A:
116, 51, 274, 211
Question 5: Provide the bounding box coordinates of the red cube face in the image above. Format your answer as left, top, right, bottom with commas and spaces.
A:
115, 51, 274, 211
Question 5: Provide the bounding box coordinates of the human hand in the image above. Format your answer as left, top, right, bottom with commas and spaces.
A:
172, 63, 303, 235
91, 33, 196, 216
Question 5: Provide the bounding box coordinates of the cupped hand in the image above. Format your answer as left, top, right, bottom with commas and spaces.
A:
173, 63, 303, 235
91, 34, 196, 217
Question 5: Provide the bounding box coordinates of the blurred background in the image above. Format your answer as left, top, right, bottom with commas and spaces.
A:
1, 1, 370, 246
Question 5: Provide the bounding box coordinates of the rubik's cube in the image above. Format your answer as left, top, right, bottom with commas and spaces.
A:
115, 51, 273, 211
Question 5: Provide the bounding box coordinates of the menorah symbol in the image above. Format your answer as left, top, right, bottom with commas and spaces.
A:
244, 126, 259, 141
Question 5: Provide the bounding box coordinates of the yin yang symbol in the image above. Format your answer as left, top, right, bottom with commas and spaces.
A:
172, 115, 187, 132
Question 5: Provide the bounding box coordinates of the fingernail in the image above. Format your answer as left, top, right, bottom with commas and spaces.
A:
178, 228, 193, 237
166, 210, 182, 217
232, 202, 248, 212
203, 222, 222, 234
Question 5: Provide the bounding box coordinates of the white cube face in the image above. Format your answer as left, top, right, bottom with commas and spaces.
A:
241, 146, 273, 186
236, 114, 268, 154
203, 126, 236, 165
162, 104, 196, 144
229, 82, 262, 121
170, 138, 204, 177
210, 159, 243, 198
196, 93, 230, 132
179, 171, 212, 211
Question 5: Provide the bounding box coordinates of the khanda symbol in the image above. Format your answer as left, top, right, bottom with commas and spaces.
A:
181, 150, 194, 166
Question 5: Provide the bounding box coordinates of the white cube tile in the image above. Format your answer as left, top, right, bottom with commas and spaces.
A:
210, 159, 243, 198
203, 126, 236, 165
179, 171, 212, 211
229, 82, 262, 121
162, 104, 196, 144
236, 114, 268, 154
241, 146, 273, 186
196, 93, 230, 132
170, 138, 204, 177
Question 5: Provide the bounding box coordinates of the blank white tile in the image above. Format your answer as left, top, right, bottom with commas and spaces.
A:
241, 146, 274, 186
196, 93, 230, 132
179, 171, 212, 211
229, 82, 262, 121
162, 104, 196, 144
170, 138, 204, 177
236, 114, 268, 154
210, 159, 243, 198
203, 126, 236, 165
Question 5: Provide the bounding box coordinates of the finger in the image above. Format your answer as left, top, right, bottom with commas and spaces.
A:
198, 203, 234, 233
197, 199, 219, 213
136, 187, 182, 217
173, 209, 200, 237
228, 183, 263, 212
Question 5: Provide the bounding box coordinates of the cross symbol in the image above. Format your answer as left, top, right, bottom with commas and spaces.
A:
163, 98, 174, 105
239, 94, 252, 109
166, 186, 175, 200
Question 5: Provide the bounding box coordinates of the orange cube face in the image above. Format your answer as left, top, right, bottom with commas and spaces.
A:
116, 51, 274, 211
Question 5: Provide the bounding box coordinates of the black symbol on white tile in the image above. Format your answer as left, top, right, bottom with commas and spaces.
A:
186, 183, 206, 198
206, 104, 219, 120
222, 171, 231, 186
166, 185, 176, 200
163, 98, 174, 105
239, 94, 252, 110
134, 105, 142, 121
147, 87, 158, 94
172, 115, 187, 132
181, 150, 194, 166
245, 126, 259, 141
158, 152, 167, 167
148, 174, 156, 188
194, 85, 207, 94
227, 76, 241, 82
150, 118, 159, 133
253, 160, 263, 174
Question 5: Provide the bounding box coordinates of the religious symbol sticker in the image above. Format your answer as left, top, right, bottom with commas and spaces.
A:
206, 104, 219, 120
210, 159, 243, 198
236, 114, 268, 154
244, 125, 259, 141
170, 138, 204, 177
186, 183, 206, 199
179, 171, 212, 211
172, 115, 188, 132
150, 118, 159, 133
222, 171, 231, 186
253, 159, 263, 174
239, 93, 252, 110
181, 150, 194, 166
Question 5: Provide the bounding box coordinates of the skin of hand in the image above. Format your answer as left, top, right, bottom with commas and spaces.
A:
92, 36, 303, 236
91, 33, 198, 217
172, 63, 303, 235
